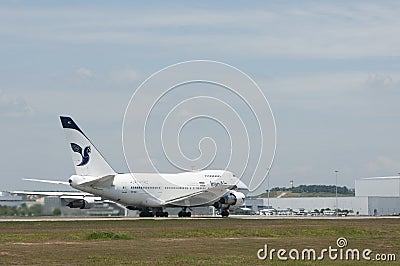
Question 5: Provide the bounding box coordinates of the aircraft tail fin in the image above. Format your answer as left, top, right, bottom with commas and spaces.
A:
60, 116, 116, 177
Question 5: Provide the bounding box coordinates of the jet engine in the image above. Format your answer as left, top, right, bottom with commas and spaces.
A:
66, 197, 96, 209
214, 190, 245, 210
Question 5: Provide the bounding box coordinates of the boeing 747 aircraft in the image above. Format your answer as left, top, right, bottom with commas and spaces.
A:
21, 116, 248, 217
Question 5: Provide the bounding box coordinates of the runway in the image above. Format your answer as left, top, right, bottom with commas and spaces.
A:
1, 215, 399, 222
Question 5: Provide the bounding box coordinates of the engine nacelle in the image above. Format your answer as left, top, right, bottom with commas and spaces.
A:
66, 197, 95, 209
215, 191, 245, 210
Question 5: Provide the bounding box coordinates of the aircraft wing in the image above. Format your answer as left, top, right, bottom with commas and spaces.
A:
16, 178, 100, 203
11, 190, 105, 206
164, 184, 234, 207
11, 191, 94, 197
19, 177, 109, 203
60, 195, 102, 202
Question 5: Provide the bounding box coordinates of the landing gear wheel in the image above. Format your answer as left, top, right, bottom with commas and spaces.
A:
139, 211, 154, 217
221, 210, 229, 217
155, 210, 168, 217
178, 211, 191, 217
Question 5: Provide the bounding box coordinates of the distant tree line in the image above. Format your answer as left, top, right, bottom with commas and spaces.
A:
0, 203, 43, 216
270, 185, 354, 195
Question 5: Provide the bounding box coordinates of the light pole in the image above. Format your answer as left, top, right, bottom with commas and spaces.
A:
267, 172, 270, 208
335, 170, 339, 212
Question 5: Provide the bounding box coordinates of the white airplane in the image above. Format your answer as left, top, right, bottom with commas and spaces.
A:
20, 116, 248, 217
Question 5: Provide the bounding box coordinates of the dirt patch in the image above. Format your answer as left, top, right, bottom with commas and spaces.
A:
0, 252, 11, 255
13, 241, 84, 245
157, 238, 191, 242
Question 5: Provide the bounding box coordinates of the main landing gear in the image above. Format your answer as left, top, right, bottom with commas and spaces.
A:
139, 208, 168, 217
155, 210, 169, 217
220, 209, 229, 217
213, 202, 230, 217
139, 210, 154, 217
178, 207, 191, 217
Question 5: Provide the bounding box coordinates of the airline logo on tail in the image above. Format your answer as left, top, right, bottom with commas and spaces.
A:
70, 143, 91, 166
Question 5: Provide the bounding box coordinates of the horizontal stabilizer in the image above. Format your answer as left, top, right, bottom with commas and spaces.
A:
79, 175, 115, 189
23, 178, 70, 185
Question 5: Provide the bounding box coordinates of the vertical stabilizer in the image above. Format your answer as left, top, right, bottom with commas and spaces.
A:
60, 116, 116, 177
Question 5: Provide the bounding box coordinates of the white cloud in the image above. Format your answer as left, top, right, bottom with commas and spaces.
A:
367, 156, 400, 176
1, 2, 400, 58
0, 90, 34, 117
108, 68, 140, 84
365, 73, 400, 92
76, 67, 93, 78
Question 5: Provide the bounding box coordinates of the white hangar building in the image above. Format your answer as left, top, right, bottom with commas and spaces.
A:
246, 176, 400, 216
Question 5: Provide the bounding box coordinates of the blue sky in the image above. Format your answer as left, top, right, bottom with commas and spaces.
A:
1, 1, 400, 193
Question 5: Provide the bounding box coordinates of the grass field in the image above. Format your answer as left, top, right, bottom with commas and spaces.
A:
0, 218, 398, 265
